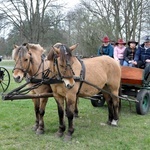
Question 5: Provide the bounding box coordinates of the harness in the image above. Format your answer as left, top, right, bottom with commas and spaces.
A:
53, 52, 75, 80
12, 52, 32, 78
13, 51, 50, 80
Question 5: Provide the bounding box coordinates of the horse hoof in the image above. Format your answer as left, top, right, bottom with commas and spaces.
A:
111, 119, 118, 126
55, 131, 64, 138
32, 125, 38, 131
74, 113, 79, 118
106, 120, 111, 125
36, 129, 44, 134
64, 134, 72, 141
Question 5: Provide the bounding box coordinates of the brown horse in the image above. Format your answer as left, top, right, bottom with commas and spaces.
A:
12, 43, 52, 134
47, 43, 121, 140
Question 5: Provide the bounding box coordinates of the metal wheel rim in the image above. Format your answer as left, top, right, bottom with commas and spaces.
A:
0, 67, 10, 93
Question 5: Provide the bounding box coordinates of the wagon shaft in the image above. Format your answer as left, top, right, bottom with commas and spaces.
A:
2, 93, 53, 100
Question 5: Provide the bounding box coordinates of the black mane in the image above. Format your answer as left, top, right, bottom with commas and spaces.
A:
48, 44, 72, 62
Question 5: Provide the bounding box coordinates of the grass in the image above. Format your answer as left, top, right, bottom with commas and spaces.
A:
0, 59, 14, 67
0, 60, 150, 150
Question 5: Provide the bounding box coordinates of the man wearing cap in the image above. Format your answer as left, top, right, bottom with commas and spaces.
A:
97, 36, 114, 57
134, 36, 150, 80
123, 40, 138, 67
134, 36, 150, 66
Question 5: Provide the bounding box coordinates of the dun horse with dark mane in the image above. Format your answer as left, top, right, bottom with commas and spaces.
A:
47, 43, 121, 140
12, 43, 52, 134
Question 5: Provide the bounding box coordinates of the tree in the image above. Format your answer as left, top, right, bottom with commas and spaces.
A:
65, 7, 101, 56
0, 0, 63, 43
81, 0, 149, 41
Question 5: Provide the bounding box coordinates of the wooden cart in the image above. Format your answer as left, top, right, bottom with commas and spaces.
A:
91, 66, 150, 115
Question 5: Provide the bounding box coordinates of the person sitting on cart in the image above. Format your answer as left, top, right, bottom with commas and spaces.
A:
123, 40, 138, 67
97, 36, 114, 58
114, 39, 126, 65
134, 36, 150, 80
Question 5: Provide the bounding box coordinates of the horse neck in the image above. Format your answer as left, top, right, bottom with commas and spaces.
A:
72, 57, 82, 75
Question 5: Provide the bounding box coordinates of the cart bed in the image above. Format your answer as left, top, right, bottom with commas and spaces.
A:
121, 66, 143, 86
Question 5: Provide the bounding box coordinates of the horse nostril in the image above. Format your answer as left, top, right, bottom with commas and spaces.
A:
66, 84, 74, 89
16, 76, 20, 80
14, 76, 21, 83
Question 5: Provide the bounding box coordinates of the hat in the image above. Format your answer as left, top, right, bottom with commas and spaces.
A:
116, 39, 126, 45
102, 36, 110, 43
128, 40, 138, 46
144, 36, 150, 43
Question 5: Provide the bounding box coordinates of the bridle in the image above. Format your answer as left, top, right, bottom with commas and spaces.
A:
12, 48, 32, 78
12, 47, 48, 79
52, 45, 75, 80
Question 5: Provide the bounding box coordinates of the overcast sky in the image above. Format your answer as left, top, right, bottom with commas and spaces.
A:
59, 0, 80, 10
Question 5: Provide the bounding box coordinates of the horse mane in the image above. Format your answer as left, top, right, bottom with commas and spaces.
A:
12, 43, 45, 59
12, 45, 28, 59
47, 43, 72, 62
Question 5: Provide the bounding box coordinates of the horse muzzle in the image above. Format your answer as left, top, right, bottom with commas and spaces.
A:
62, 78, 75, 89
13, 75, 24, 83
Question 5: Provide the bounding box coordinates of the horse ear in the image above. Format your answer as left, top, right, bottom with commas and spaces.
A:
26, 43, 30, 50
14, 45, 18, 49
52, 46, 60, 54
69, 43, 79, 51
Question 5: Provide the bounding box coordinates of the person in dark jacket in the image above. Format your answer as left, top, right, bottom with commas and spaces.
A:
97, 36, 114, 57
134, 36, 150, 80
134, 36, 150, 67
123, 40, 138, 67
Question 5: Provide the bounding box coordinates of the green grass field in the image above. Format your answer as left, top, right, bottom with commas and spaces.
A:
0, 60, 150, 150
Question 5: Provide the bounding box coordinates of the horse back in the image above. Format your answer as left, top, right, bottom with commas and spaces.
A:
82, 56, 121, 81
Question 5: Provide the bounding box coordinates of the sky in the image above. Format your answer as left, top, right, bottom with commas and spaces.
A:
59, 0, 80, 10
0, 0, 81, 38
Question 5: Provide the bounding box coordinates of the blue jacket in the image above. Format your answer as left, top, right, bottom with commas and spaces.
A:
97, 44, 114, 57
134, 44, 150, 62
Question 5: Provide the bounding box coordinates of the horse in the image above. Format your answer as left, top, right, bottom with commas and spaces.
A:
12, 43, 52, 134
47, 43, 121, 140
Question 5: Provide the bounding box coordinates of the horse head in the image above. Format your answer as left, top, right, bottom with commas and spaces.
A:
47, 43, 78, 89
12, 43, 45, 83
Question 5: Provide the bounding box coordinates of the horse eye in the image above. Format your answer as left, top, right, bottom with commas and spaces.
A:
60, 64, 64, 68
24, 58, 28, 61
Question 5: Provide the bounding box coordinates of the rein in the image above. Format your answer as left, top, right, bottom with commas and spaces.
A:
81, 79, 138, 102
75, 58, 138, 102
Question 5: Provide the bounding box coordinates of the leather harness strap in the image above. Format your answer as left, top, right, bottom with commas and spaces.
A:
76, 57, 86, 95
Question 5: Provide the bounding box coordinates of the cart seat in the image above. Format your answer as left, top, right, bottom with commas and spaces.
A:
121, 66, 143, 86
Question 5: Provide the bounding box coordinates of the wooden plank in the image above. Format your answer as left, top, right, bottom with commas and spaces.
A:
2, 93, 53, 100
121, 66, 143, 86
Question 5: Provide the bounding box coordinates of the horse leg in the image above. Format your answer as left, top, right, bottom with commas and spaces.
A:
55, 96, 66, 137
32, 98, 40, 131
111, 93, 120, 126
36, 98, 48, 134
74, 97, 79, 117
65, 97, 79, 118
103, 93, 114, 125
64, 97, 76, 141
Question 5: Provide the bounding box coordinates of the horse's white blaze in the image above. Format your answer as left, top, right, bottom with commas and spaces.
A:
111, 119, 118, 126
62, 78, 75, 88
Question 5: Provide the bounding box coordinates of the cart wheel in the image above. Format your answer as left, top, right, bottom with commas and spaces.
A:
136, 89, 150, 115
0, 67, 10, 93
90, 94, 105, 107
